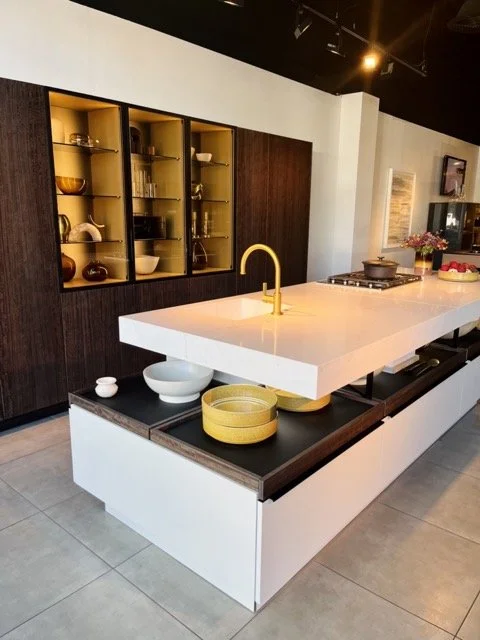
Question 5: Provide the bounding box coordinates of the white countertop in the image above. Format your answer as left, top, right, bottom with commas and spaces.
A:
119, 276, 480, 399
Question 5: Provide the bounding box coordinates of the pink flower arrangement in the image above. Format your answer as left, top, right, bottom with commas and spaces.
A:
401, 232, 448, 256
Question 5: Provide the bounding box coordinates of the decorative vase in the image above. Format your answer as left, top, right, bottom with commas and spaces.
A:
95, 376, 118, 398
58, 214, 71, 243
82, 260, 109, 282
61, 252, 76, 282
192, 240, 208, 270
414, 251, 433, 275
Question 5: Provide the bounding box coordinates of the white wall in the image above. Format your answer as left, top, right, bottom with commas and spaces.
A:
0, 0, 341, 280
369, 113, 480, 267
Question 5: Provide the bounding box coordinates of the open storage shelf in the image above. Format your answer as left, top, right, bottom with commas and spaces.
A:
49, 90, 128, 290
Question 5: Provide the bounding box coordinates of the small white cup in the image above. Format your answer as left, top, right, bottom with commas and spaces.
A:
95, 376, 118, 398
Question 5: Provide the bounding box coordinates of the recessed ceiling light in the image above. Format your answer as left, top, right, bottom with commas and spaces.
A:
220, 0, 244, 6
362, 51, 380, 71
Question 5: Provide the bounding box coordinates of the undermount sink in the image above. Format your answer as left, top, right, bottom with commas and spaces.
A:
196, 297, 291, 320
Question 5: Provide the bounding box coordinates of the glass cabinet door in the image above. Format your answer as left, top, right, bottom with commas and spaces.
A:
128, 108, 186, 281
49, 91, 128, 289
190, 121, 234, 274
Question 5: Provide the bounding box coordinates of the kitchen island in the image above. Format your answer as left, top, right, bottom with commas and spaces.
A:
70, 276, 480, 610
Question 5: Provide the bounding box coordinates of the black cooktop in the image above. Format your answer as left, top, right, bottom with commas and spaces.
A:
325, 271, 423, 290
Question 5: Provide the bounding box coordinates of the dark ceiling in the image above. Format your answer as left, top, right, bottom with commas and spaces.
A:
72, 0, 480, 145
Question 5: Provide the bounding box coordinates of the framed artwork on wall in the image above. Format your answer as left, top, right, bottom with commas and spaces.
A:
383, 169, 416, 249
440, 155, 467, 197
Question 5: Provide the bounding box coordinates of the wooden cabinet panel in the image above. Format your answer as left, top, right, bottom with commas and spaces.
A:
235, 129, 269, 294
266, 135, 312, 287
0, 79, 67, 418
189, 272, 236, 303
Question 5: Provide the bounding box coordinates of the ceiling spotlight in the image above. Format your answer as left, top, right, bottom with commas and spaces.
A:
362, 51, 380, 71
448, 0, 480, 33
294, 5, 313, 39
380, 60, 394, 78
327, 30, 346, 57
219, 0, 244, 6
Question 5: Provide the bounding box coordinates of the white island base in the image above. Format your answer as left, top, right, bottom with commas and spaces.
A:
70, 357, 479, 611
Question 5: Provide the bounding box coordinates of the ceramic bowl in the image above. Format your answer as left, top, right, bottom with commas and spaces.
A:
55, 176, 87, 195
135, 254, 160, 275
196, 152, 212, 162
202, 384, 277, 427
267, 387, 331, 412
349, 367, 384, 387
437, 270, 479, 282
143, 360, 214, 403
441, 320, 478, 340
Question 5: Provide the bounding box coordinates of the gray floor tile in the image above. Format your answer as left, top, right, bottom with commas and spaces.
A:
448, 408, 480, 437
234, 562, 452, 640
118, 544, 253, 640
2, 571, 197, 640
424, 426, 480, 480
0, 415, 70, 465
316, 503, 480, 634
45, 492, 150, 567
378, 458, 480, 543
457, 592, 480, 640
0, 478, 38, 530
0, 442, 82, 510
0, 512, 108, 636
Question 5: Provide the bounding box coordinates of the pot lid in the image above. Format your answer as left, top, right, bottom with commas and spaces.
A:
362, 256, 399, 267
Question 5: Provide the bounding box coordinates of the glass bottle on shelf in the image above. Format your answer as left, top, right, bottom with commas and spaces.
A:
192, 210, 198, 238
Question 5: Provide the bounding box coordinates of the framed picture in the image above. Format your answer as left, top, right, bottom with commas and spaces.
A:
383, 169, 416, 249
440, 155, 467, 196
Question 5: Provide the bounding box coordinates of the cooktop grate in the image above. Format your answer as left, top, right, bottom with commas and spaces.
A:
324, 271, 423, 290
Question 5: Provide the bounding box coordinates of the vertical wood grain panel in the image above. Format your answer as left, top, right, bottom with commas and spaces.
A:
189, 272, 237, 303
0, 78, 67, 417
266, 135, 312, 287
235, 129, 270, 294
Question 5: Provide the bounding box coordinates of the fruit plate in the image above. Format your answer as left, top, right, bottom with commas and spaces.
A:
437, 271, 479, 282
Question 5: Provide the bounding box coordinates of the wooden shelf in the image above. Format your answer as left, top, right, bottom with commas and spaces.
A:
135, 271, 185, 281
63, 277, 128, 289
192, 267, 231, 274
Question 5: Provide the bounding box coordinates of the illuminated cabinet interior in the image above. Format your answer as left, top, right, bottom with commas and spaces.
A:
49, 91, 128, 289
128, 108, 186, 281
190, 121, 234, 275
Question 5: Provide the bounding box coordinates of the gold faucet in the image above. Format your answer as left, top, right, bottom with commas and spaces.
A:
240, 243, 283, 316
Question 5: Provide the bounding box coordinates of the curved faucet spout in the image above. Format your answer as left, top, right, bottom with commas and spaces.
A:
240, 244, 283, 316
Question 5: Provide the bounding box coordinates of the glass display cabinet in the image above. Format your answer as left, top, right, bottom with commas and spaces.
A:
190, 121, 234, 274
49, 91, 128, 289
128, 107, 186, 281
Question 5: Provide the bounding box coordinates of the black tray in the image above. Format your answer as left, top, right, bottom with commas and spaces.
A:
432, 328, 480, 361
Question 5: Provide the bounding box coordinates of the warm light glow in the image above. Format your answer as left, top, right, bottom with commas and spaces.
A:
362, 52, 380, 71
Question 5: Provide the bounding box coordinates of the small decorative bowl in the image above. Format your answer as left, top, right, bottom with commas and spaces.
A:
196, 152, 212, 163
143, 360, 213, 403
438, 270, 479, 282
268, 388, 331, 412
202, 384, 277, 428
135, 254, 160, 275
55, 176, 87, 195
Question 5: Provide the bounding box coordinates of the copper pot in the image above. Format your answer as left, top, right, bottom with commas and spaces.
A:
362, 256, 399, 279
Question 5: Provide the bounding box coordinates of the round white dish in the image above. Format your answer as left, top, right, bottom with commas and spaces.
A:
135, 254, 160, 275
95, 376, 118, 398
441, 320, 478, 340
196, 152, 212, 162
143, 361, 214, 403
349, 367, 384, 387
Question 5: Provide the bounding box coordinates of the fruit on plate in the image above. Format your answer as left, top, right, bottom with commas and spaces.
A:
438, 260, 479, 282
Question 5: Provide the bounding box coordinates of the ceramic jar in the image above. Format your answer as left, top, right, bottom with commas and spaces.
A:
95, 376, 118, 398
58, 214, 71, 243
61, 252, 76, 282
82, 260, 109, 282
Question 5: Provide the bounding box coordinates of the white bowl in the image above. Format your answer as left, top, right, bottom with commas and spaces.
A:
349, 367, 384, 387
135, 254, 159, 275
441, 321, 477, 340
196, 152, 212, 162
143, 360, 214, 403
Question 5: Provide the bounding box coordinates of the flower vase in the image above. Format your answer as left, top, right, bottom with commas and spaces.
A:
414, 251, 433, 275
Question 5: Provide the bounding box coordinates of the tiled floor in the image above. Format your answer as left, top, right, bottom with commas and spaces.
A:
0, 408, 479, 639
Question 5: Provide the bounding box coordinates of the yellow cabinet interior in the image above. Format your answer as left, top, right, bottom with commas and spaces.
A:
49, 91, 128, 289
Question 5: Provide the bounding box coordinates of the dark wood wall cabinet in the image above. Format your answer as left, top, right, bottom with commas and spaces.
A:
0, 78, 312, 430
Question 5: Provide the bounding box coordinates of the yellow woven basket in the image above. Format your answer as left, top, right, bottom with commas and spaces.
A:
438, 271, 479, 282
202, 384, 277, 428
268, 388, 331, 412
203, 413, 278, 444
